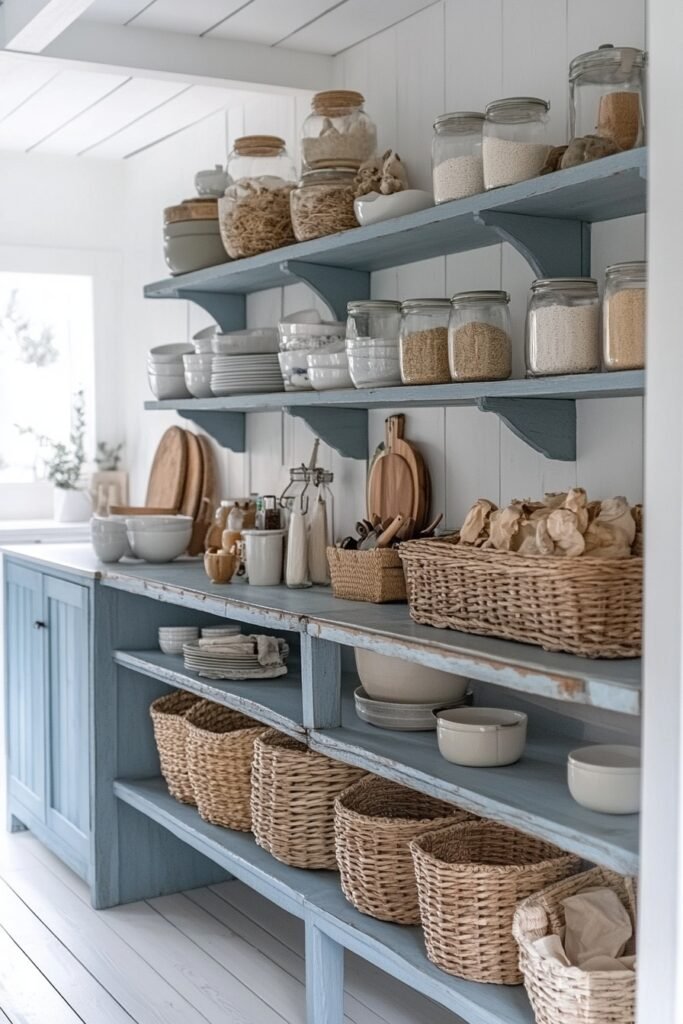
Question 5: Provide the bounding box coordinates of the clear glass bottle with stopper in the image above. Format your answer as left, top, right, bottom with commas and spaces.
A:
280, 440, 335, 587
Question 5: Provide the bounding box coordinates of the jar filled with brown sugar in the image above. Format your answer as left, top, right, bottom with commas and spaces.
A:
301, 91, 377, 171
400, 299, 451, 385
603, 261, 646, 371
290, 168, 358, 241
219, 136, 296, 258
569, 44, 647, 150
448, 291, 512, 382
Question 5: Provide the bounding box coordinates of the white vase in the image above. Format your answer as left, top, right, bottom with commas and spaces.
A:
53, 487, 92, 523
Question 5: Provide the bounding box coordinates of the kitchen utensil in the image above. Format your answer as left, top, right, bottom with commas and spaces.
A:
242, 529, 286, 585
179, 431, 204, 519
377, 514, 405, 547
396, 516, 415, 541
355, 648, 468, 704
145, 427, 188, 510
204, 547, 238, 584
568, 744, 640, 814
420, 512, 444, 537
367, 419, 414, 525
188, 495, 213, 558
389, 415, 430, 532
435, 708, 528, 766
354, 686, 469, 731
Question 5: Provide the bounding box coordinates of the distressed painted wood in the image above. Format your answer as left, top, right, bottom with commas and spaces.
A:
475, 211, 591, 278
305, 911, 344, 1024
300, 634, 342, 729
177, 409, 246, 452
477, 396, 576, 461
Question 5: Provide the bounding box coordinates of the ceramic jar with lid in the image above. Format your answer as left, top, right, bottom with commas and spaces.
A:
603, 261, 646, 371
301, 90, 377, 171
346, 300, 402, 388
290, 168, 358, 241
569, 44, 647, 150
526, 278, 600, 377
400, 299, 451, 384
194, 164, 231, 197
483, 97, 551, 189
448, 291, 512, 382
219, 136, 296, 258
432, 112, 485, 203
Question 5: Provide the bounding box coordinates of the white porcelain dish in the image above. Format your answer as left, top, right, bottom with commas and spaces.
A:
183, 353, 213, 367
354, 686, 469, 731
212, 329, 279, 355
354, 189, 433, 226
164, 233, 228, 276
308, 350, 350, 368
159, 625, 199, 655
90, 518, 128, 563
164, 219, 221, 238
147, 371, 191, 400
147, 360, 187, 375
568, 744, 641, 814
125, 515, 193, 532
201, 625, 241, 637
435, 707, 528, 766
126, 517, 192, 562
348, 352, 402, 388
149, 343, 193, 361
309, 366, 354, 390
192, 326, 216, 352
185, 371, 213, 398
355, 648, 469, 704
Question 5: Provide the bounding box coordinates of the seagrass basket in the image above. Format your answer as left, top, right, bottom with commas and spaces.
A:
150, 690, 202, 805
327, 546, 407, 603
185, 701, 266, 830
399, 535, 642, 658
410, 820, 581, 984
251, 729, 365, 869
513, 867, 637, 1024
335, 776, 466, 924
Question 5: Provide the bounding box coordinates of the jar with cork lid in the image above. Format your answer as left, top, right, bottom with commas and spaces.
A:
569, 44, 647, 151
301, 91, 377, 171
219, 135, 296, 258
483, 97, 551, 189
603, 261, 646, 371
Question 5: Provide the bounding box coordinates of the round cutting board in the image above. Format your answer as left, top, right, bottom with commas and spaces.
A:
145, 426, 188, 510
367, 418, 414, 524
179, 431, 204, 518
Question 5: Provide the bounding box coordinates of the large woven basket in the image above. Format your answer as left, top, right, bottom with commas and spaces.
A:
186, 701, 266, 830
513, 867, 637, 1024
399, 536, 642, 658
150, 690, 202, 805
335, 776, 466, 924
251, 729, 365, 869
327, 546, 407, 603
410, 820, 581, 984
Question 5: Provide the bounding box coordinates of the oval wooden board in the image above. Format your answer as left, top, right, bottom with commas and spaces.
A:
179, 431, 203, 518
145, 427, 187, 510
389, 415, 430, 532
367, 419, 414, 524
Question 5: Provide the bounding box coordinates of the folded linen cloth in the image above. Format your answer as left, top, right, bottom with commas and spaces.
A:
531, 887, 635, 973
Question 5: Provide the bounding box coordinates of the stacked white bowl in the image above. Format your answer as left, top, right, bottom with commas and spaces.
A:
125, 515, 193, 562
183, 352, 213, 397
148, 343, 192, 399
347, 335, 402, 388
90, 515, 130, 563
210, 328, 282, 395
158, 625, 199, 655
307, 349, 353, 390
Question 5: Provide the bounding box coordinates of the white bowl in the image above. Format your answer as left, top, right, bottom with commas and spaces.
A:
354, 648, 468, 704
183, 352, 213, 367
159, 626, 199, 636
192, 326, 216, 353
125, 515, 193, 532
185, 371, 213, 398
212, 328, 280, 355
348, 353, 402, 388
147, 360, 186, 375
309, 366, 354, 390
278, 350, 314, 390
435, 707, 527, 767
126, 521, 192, 562
354, 189, 434, 226
90, 530, 128, 563
90, 515, 127, 534
148, 343, 193, 362
148, 371, 191, 400
307, 350, 350, 369
568, 744, 640, 814
201, 625, 241, 637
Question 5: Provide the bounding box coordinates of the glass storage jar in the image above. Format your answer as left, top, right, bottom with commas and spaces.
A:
483, 97, 551, 189
290, 168, 357, 241
603, 261, 646, 371
526, 278, 600, 377
432, 112, 485, 203
301, 90, 377, 171
448, 291, 512, 382
400, 299, 451, 384
569, 44, 647, 150
346, 300, 402, 388
219, 136, 296, 258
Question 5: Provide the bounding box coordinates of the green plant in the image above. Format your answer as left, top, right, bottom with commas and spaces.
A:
16, 389, 86, 489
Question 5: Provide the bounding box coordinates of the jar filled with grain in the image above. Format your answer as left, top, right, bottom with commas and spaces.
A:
526, 278, 600, 377
432, 112, 485, 203
400, 299, 451, 384
301, 91, 377, 171
219, 136, 296, 258
603, 261, 646, 371
569, 44, 647, 150
448, 291, 512, 382
290, 168, 358, 242
483, 97, 551, 189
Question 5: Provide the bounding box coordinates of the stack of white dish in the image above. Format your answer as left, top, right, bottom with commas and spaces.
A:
182, 637, 289, 680
158, 626, 199, 655
90, 515, 131, 563
354, 649, 469, 731
148, 343, 192, 400
183, 352, 213, 397
201, 624, 242, 639
192, 326, 216, 353
125, 515, 193, 562
278, 311, 346, 390
307, 349, 353, 390
211, 353, 283, 396
347, 335, 402, 388
212, 328, 279, 356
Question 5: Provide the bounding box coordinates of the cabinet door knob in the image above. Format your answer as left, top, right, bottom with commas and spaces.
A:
33, 620, 47, 630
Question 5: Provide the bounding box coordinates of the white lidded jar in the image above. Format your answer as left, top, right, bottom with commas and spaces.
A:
525, 278, 600, 377
431, 112, 485, 203
483, 97, 551, 189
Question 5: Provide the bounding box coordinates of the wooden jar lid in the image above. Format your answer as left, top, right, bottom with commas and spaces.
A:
312, 90, 365, 114
164, 197, 218, 224
234, 135, 285, 155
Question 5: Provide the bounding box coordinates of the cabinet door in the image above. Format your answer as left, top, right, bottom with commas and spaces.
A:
5, 562, 47, 821
44, 575, 90, 860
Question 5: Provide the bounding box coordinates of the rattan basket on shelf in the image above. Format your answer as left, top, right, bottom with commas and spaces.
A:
327, 546, 407, 603
150, 690, 202, 805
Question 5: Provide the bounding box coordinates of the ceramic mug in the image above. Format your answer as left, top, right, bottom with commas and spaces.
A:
241, 529, 285, 586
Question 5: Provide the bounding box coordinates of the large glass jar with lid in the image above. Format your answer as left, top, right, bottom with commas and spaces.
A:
346, 300, 402, 388
432, 112, 485, 203
301, 91, 377, 171
400, 299, 451, 384
603, 261, 646, 371
526, 278, 600, 377
483, 97, 551, 189
448, 291, 512, 382
569, 44, 647, 150
219, 135, 296, 259
290, 168, 357, 242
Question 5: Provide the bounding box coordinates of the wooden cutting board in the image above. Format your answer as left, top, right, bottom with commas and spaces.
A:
179, 431, 204, 518
367, 418, 414, 524
196, 434, 217, 510
145, 426, 188, 510
389, 415, 431, 532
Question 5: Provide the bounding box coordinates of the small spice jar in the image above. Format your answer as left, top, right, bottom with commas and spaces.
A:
400, 299, 451, 385
301, 90, 377, 171
346, 300, 402, 388
603, 261, 646, 371
483, 97, 551, 189
525, 278, 600, 377
448, 291, 512, 382
569, 44, 647, 150
219, 135, 296, 258
290, 168, 357, 242
432, 112, 485, 203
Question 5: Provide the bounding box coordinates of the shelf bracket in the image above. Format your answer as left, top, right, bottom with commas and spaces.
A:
477, 397, 576, 461
280, 260, 370, 321
475, 211, 591, 278
286, 407, 368, 460
176, 410, 246, 453
175, 290, 246, 333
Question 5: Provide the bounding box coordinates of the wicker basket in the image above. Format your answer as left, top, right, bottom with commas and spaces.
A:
399, 536, 642, 658
186, 701, 265, 830
513, 867, 637, 1024
251, 729, 365, 869
327, 546, 407, 603
150, 690, 202, 805
410, 820, 581, 984
335, 776, 466, 924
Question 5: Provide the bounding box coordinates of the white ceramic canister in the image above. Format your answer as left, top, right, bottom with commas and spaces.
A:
241, 528, 286, 586
567, 744, 640, 814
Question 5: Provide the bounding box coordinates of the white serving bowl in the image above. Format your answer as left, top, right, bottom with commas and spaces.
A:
278, 350, 314, 390
348, 353, 402, 388
354, 189, 433, 226
192, 326, 216, 353
185, 370, 213, 398
149, 343, 193, 362
212, 328, 280, 355
158, 625, 199, 655
147, 360, 186, 375
309, 366, 354, 390
354, 686, 469, 731
567, 744, 640, 814
125, 515, 193, 532
183, 352, 213, 368
91, 515, 133, 557
147, 371, 191, 400
435, 707, 528, 767
307, 350, 350, 369
126, 519, 192, 562
90, 523, 128, 563
354, 648, 468, 704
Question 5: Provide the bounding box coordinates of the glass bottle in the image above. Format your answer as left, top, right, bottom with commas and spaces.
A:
569, 44, 647, 150
448, 291, 512, 382
219, 136, 296, 258
432, 112, 485, 203
301, 90, 377, 171
483, 97, 551, 189
399, 299, 451, 384
526, 278, 600, 377
603, 261, 646, 371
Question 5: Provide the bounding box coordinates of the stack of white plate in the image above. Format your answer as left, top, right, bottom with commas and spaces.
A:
201, 625, 241, 639
210, 353, 284, 396
158, 626, 199, 655
182, 637, 289, 679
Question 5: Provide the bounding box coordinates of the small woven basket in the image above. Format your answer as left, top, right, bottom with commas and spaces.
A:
335, 776, 466, 924
327, 546, 407, 603
186, 701, 266, 830
410, 820, 581, 984
513, 867, 637, 1024
251, 729, 365, 869
150, 690, 202, 805
399, 536, 642, 658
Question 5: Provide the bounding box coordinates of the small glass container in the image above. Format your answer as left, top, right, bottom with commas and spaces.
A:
432, 112, 485, 203
569, 44, 647, 150
301, 90, 377, 171
290, 168, 357, 242
448, 291, 512, 382
346, 300, 402, 388
603, 261, 646, 371
399, 299, 451, 384
526, 278, 600, 377
483, 97, 551, 189
219, 135, 296, 258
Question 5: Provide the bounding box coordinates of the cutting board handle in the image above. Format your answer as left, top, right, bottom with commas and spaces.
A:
386, 414, 405, 451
